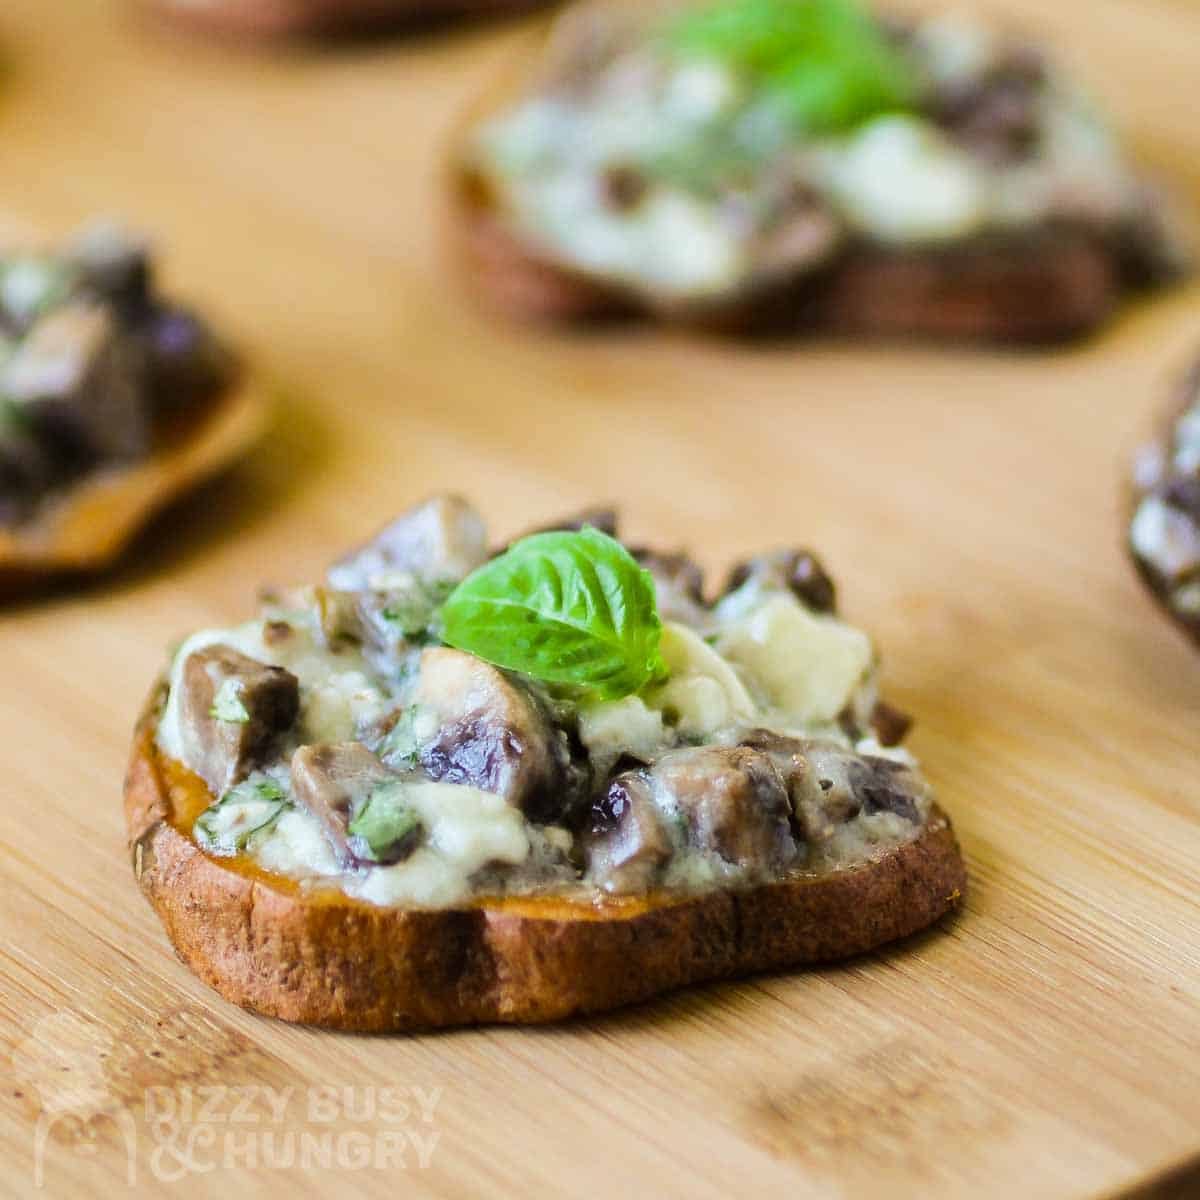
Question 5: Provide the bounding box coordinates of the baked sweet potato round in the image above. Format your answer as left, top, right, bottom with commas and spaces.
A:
0, 376, 267, 598
451, 186, 1122, 343
126, 691, 966, 1032
448, 0, 1185, 343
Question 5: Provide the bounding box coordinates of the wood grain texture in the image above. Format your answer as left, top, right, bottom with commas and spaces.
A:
0, 0, 1198, 1197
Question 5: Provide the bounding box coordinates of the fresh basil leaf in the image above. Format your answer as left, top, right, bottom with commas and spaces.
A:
665, 0, 918, 134
209, 678, 250, 723
194, 777, 289, 855
349, 783, 422, 863
439, 526, 666, 700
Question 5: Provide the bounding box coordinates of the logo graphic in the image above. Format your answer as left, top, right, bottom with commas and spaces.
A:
12, 1006, 445, 1185
11, 1011, 137, 1188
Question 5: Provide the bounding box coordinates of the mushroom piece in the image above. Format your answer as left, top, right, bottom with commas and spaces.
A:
722, 548, 837, 614
412, 646, 587, 824
140, 305, 236, 412
582, 770, 671, 892
631, 548, 706, 608
868, 699, 913, 747
650, 746, 797, 870
2, 300, 148, 461
68, 222, 151, 310
327, 494, 488, 592
290, 742, 418, 867
932, 43, 1046, 164
0, 425, 57, 525
315, 579, 444, 668
178, 645, 300, 795
741, 730, 926, 844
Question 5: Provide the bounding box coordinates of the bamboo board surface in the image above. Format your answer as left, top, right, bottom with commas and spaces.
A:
0, 0, 1198, 1196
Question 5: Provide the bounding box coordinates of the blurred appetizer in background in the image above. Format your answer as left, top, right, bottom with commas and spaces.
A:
1130, 358, 1200, 646
0, 223, 264, 591
455, 0, 1188, 341
145, 0, 550, 39
126, 494, 964, 1031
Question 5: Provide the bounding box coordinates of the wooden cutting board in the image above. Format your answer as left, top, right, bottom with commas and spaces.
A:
0, 0, 1197, 1196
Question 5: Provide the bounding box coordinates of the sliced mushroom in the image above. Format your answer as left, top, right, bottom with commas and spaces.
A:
0, 427, 57, 525
178, 645, 300, 795
327, 494, 488, 592
2, 299, 148, 461
68, 222, 151, 310
745, 733, 926, 844
650, 746, 796, 870
631, 548, 705, 607
750, 182, 843, 284
290, 742, 418, 867
868, 699, 913, 747
582, 770, 671, 892
140, 305, 236, 412
722, 548, 836, 613
623, 546, 708, 625
846, 754, 924, 823
315, 581, 441, 667
413, 646, 587, 823
933, 44, 1046, 164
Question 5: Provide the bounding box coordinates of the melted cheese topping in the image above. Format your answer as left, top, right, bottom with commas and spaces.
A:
157, 581, 917, 908
714, 594, 873, 724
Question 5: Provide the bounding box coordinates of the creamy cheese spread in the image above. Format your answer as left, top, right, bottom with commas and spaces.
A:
157, 498, 934, 908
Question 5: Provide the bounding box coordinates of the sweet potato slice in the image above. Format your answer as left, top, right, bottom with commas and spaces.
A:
0, 375, 267, 596
125, 691, 966, 1033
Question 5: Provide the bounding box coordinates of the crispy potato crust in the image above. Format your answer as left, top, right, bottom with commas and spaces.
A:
0, 377, 267, 597
144, 0, 549, 39
450, 188, 1120, 343
125, 695, 967, 1032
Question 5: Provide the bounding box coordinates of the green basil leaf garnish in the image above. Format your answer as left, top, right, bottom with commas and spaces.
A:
349, 783, 422, 863
666, 0, 918, 134
439, 526, 666, 700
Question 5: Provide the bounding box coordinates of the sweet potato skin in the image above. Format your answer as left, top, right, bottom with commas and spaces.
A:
125, 697, 967, 1032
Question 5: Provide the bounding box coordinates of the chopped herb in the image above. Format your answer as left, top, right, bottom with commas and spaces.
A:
194, 777, 289, 854
379, 705, 424, 769
664, 0, 918, 134
378, 577, 456, 637
349, 782, 423, 863
209, 678, 250, 723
